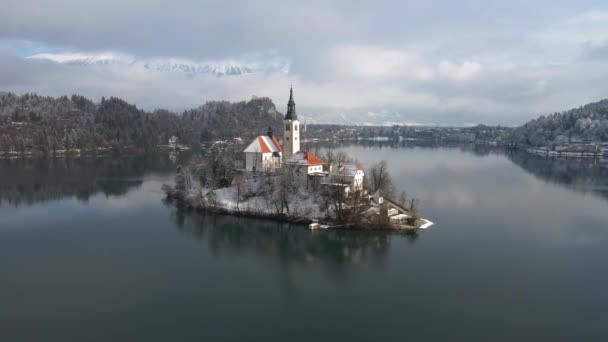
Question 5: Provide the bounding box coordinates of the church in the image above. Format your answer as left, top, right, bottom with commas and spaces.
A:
242, 127, 282, 172
242, 86, 366, 194
282, 86, 300, 159
243, 86, 325, 175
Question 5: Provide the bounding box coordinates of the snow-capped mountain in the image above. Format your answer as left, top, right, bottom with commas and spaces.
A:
26, 52, 289, 77
143, 59, 263, 77
27, 53, 129, 66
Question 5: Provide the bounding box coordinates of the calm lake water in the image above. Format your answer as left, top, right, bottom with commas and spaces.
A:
2, 144, 608, 341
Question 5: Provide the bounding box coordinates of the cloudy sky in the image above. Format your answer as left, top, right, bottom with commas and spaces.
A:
1, 0, 608, 125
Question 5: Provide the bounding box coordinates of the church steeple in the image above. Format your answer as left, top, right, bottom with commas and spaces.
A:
285, 85, 297, 120
282, 85, 300, 159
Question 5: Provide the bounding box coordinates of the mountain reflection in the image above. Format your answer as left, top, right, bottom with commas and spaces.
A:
170, 208, 419, 282
0, 153, 188, 207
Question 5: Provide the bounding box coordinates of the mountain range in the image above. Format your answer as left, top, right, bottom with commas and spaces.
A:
27, 53, 290, 78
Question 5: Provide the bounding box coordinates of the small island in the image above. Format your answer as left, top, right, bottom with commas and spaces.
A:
164, 87, 433, 231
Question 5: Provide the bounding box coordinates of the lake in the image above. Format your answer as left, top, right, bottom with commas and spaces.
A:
1, 144, 608, 341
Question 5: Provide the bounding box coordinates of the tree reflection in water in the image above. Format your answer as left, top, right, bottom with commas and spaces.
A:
507, 151, 608, 201
321, 141, 608, 203
169, 206, 419, 293
0, 153, 190, 207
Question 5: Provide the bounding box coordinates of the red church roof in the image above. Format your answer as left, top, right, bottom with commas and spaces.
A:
285, 151, 324, 166
305, 152, 324, 165
243, 135, 282, 153
270, 136, 283, 152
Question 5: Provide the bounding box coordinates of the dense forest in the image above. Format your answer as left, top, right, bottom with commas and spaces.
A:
0, 93, 283, 155
508, 99, 608, 147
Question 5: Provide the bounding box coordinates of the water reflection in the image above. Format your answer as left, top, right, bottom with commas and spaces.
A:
3, 146, 608, 340
169, 206, 419, 284
321, 141, 608, 203
0, 153, 190, 207
2, 146, 608, 211
507, 151, 608, 201
311, 140, 501, 157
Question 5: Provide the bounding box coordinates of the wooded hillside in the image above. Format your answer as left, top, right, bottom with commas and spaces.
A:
508, 99, 608, 147
0, 93, 283, 155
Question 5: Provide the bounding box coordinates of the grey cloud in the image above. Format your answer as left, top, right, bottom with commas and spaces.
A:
585, 42, 608, 60
1, 0, 608, 125
1, 0, 590, 59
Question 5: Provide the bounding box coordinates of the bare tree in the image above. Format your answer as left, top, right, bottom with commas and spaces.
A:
276, 166, 295, 215
323, 148, 335, 166
408, 198, 419, 212
347, 186, 367, 223
233, 173, 246, 212
407, 198, 420, 226
320, 183, 347, 222
397, 190, 408, 208
174, 165, 191, 193
368, 160, 393, 196
334, 150, 350, 166
258, 171, 276, 214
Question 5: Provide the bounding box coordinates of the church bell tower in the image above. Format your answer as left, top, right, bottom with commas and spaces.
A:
283, 86, 300, 159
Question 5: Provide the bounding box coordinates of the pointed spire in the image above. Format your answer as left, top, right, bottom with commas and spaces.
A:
289, 84, 294, 102
285, 85, 297, 120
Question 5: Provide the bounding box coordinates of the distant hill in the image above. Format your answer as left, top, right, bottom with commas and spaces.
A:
508, 99, 608, 147
0, 93, 283, 155
185, 96, 283, 141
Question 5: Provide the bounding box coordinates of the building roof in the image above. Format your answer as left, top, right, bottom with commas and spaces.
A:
285, 151, 324, 166
334, 163, 365, 177
284, 86, 298, 121
243, 135, 282, 153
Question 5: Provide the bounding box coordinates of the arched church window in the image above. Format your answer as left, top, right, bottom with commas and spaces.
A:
295, 125, 298, 131
285, 124, 290, 131
286, 137, 289, 141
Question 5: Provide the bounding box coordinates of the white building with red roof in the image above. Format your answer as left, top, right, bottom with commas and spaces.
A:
329, 163, 365, 191
243, 127, 282, 172
284, 151, 327, 188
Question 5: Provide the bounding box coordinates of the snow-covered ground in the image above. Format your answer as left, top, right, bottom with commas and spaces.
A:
191, 176, 324, 220
180, 175, 434, 230
418, 219, 434, 229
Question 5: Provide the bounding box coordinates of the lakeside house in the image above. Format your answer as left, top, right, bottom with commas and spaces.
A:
328, 163, 365, 192
527, 141, 608, 158
166, 135, 191, 151
168, 136, 178, 149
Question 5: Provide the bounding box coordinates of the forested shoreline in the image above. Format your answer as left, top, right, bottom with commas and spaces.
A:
0, 93, 283, 156
3, 91, 608, 157
508, 99, 608, 147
